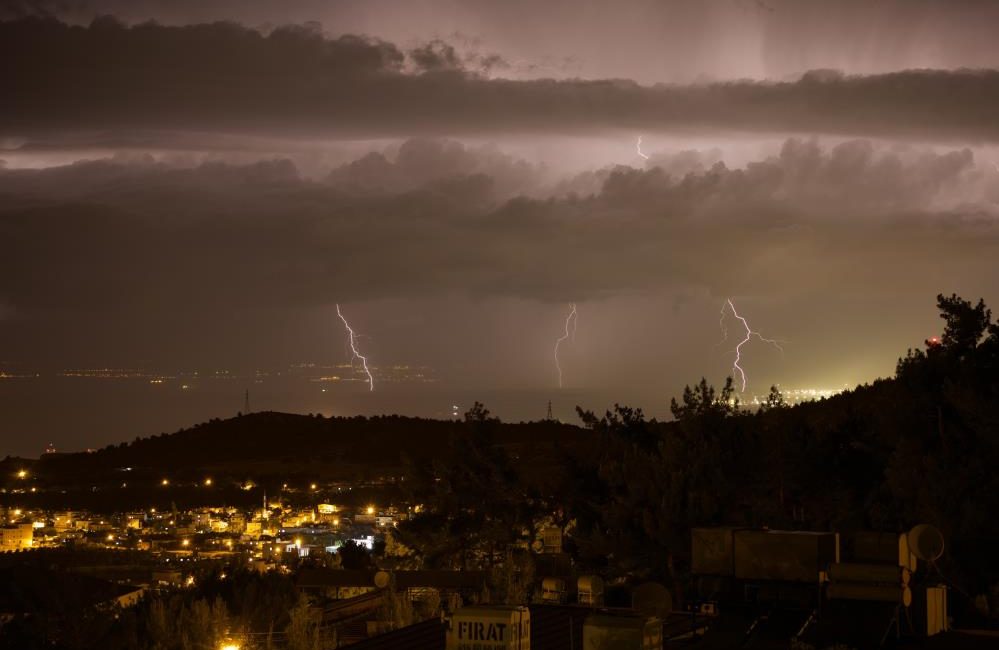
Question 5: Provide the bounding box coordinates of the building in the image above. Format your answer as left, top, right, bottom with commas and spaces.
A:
0, 523, 34, 551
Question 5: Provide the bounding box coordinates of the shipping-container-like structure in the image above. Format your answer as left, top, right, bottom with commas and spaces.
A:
446, 606, 531, 650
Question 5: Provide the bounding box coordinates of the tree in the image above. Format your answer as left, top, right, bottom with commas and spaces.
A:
286, 596, 322, 650
398, 404, 537, 569
337, 540, 373, 571
936, 293, 991, 357
670, 377, 738, 421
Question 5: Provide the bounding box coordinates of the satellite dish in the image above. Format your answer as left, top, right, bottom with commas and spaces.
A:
631, 582, 672, 618
374, 570, 391, 589
907, 524, 945, 562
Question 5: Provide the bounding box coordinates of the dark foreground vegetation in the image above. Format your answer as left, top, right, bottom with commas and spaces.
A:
395, 294, 999, 618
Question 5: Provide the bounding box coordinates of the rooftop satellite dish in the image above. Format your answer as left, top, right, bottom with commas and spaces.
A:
907, 524, 944, 562
374, 570, 391, 589
631, 582, 672, 618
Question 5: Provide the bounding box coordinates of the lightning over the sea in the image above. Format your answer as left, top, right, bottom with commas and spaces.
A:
720, 299, 783, 393
554, 303, 578, 388
336, 304, 374, 391
636, 136, 650, 161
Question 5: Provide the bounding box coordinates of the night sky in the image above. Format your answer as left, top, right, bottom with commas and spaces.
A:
2, 0, 998, 456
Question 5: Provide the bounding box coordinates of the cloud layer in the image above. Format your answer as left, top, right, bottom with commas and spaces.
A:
4, 17, 999, 141
2, 138, 995, 318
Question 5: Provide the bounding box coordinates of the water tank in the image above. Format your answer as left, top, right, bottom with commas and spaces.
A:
907, 525, 945, 563
578, 575, 605, 606
631, 582, 673, 619
828, 563, 911, 586
541, 577, 567, 604
827, 583, 913, 607
583, 613, 662, 650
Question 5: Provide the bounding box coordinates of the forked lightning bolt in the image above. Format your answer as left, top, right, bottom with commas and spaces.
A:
636, 136, 650, 160
336, 304, 374, 391
554, 303, 578, 389
721, 298, 783, 393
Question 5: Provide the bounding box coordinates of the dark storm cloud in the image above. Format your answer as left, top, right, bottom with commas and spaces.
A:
1, 138, 996, 320
326, 138, 541, 197
4, 18, 999, 141
7, 1, 999, 83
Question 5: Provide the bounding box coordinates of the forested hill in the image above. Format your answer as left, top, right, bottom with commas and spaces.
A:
1, 410, 590, 486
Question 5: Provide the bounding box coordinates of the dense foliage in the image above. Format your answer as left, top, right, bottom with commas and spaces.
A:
400, 295, 999, 604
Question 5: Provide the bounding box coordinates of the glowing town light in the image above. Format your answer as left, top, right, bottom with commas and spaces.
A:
181, 539, 190, 547
636, 136, 650, 161
161, 479, 169, 486
366, 505, 375, 515
16, 470, 27, 479
204, 478, 212, 486
554, 303, 578, 389
336, 304, 374, 391
720, 298, 784, 393
310, 483, 317, 491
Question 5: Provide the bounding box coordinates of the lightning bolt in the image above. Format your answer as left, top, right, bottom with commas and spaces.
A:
721, 298, 783, 393
336, 304, 374, 391
718, 302, 729, 346
554, 303, 578, 389
636, 136, 650, 161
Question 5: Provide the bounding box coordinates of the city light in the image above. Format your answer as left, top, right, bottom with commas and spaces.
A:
16, 470, 27, 479
161, 479, 169, 486
220, 643, 240, 650
366, 505, 375, 515
204, 478, 213, 486
182, 539, 190, 547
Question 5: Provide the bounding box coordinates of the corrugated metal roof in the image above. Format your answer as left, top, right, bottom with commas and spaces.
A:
344, 618, 445, 650
297, 568, 377, 587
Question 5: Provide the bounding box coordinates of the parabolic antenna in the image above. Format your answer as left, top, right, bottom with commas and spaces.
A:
631, 582, 672, 618
907, 524, 945, 562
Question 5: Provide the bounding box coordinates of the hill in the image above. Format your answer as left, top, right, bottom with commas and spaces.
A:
0, 411, 591, 509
